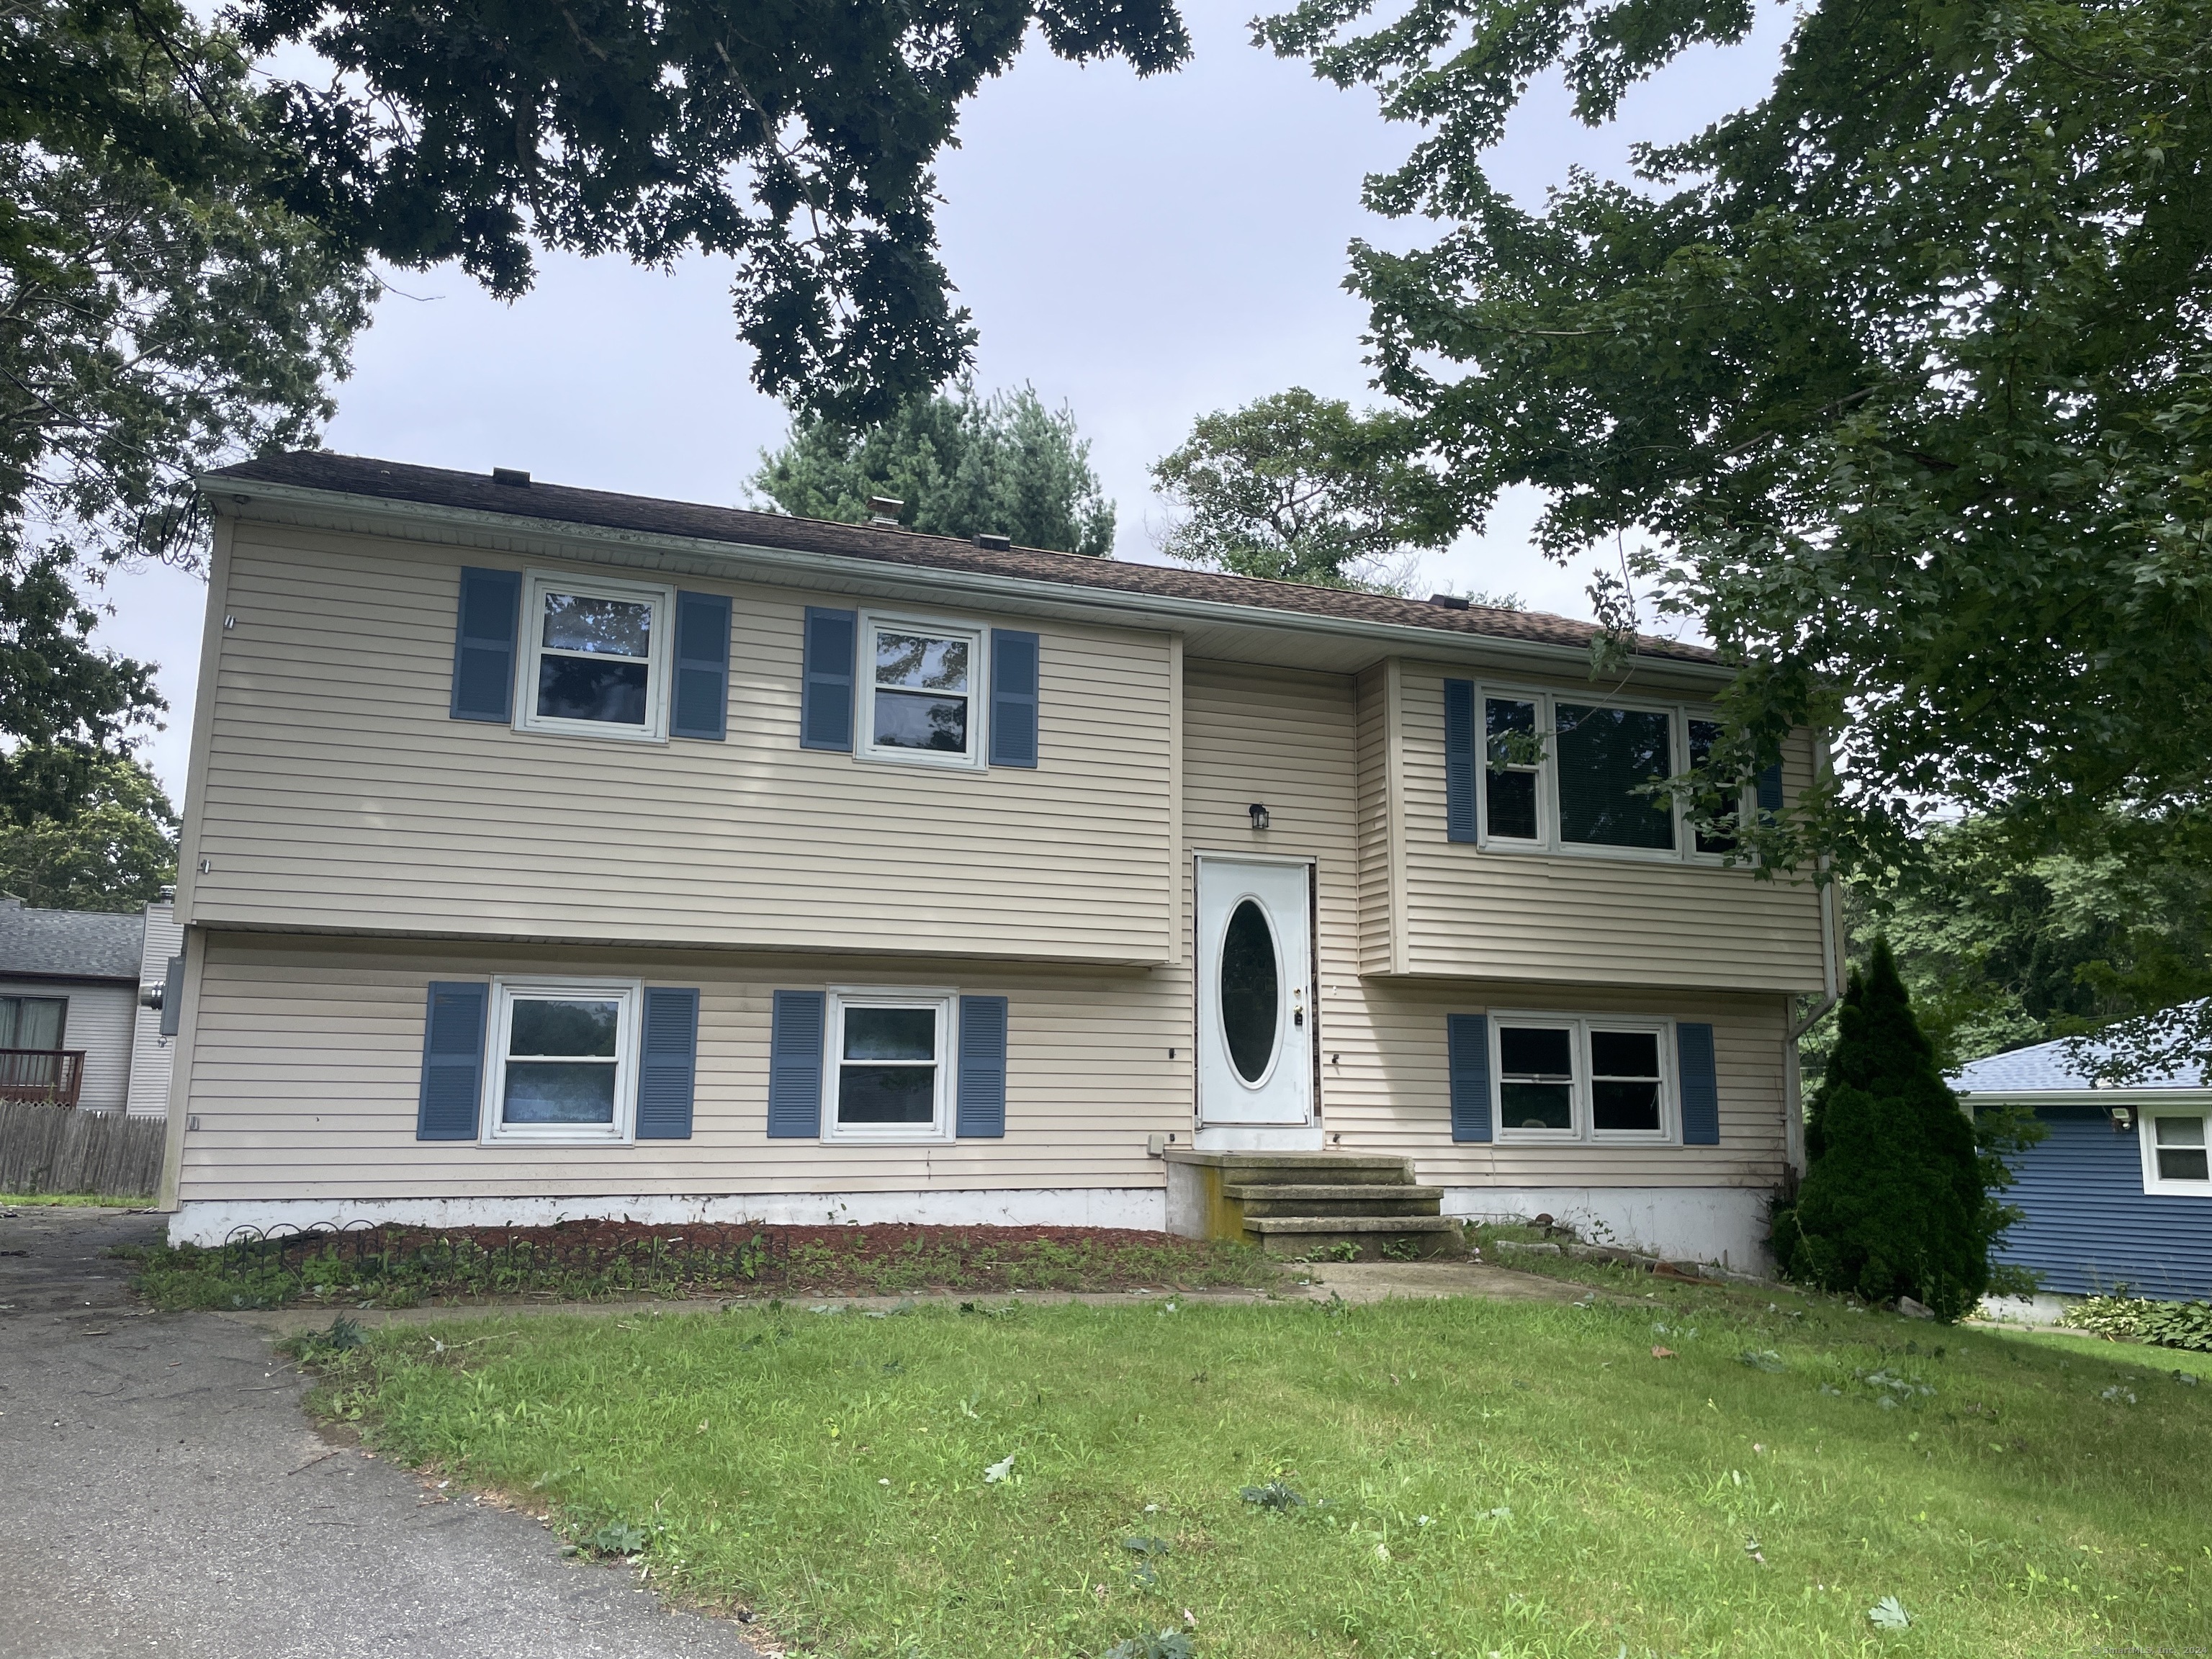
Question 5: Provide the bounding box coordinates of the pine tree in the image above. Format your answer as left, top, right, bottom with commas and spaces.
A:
1772, 939, 1992, 1319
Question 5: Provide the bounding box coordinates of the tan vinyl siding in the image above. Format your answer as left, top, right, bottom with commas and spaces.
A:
187, 524, 1176, 964
1324, 979, 1789, 1190
175, 935, 1187, 1204
1393, 660, 1827, 992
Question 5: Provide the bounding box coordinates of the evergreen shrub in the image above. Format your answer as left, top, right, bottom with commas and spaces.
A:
1773, 940, 2038, 1319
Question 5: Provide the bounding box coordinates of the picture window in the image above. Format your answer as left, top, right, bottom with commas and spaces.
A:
1470, 684, 1758, 863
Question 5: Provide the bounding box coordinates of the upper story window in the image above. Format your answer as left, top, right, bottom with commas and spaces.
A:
1493, 1014, 1675, 1144
2142, 1108, 2212, 1195
1474, 685, 1755, 863
518, 571, 674, 742
0, 994, 67, 1050
861, 613, 986, 769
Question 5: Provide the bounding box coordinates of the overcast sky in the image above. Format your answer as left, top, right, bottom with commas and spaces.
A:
99, 0, 1794, 799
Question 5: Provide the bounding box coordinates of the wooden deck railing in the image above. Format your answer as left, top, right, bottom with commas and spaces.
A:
0, 1048, 86, 1106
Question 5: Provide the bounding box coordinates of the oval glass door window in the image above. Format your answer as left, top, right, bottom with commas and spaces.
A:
1220, 898, 1281, 1083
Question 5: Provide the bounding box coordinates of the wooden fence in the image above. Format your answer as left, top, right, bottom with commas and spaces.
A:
0, 1100, 163, 1198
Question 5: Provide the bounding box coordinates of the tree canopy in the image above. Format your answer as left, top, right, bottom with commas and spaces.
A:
0, 752, 176, 911
751, 383, 1116, 555
1149, 388, 1456, 592
4, 1, 374, 820
11, 0, 1192, 425
1261, 0, 2212, 881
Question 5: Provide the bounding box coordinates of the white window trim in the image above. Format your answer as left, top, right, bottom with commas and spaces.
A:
514, 569, 676, 744
2139, 1105, 2212, 1197
855, 608, 989, 772
480, 976, 643, 1146
1471, 684, 1755, 866
821, 986, 959, 1145
1490, 1012, 1678, 1146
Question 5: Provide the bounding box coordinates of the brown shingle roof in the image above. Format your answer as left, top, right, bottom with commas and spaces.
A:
205, 451, 1717, 665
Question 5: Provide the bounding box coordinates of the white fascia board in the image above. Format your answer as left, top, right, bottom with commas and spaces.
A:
207, 478, 1735, 688
1956, 1088, 2212, 1107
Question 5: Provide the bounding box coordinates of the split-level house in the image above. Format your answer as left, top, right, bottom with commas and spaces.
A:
156, 453, 1840, 1265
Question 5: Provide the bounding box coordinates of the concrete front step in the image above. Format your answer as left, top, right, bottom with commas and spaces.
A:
1244, 1213, 1464, 1261
1224, 1183, 1444, 1219
1173, 1152, 1416, 1187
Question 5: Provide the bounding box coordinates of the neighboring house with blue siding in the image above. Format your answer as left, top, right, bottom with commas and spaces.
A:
1954, 1026, 2212, 1302
154, 453, 1843, 1265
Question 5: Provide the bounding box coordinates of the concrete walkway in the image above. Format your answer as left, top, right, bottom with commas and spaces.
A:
0, 1205, 760, 1659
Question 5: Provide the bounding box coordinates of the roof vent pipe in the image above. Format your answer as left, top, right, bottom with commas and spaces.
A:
868, 495, 904, 526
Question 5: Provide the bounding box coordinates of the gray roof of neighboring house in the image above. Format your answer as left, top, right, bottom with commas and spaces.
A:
204, 451, 1722, 667
1951, 1016, 2210, 1094
0, 904, 146, 984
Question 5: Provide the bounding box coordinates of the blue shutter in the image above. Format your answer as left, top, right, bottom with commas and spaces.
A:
1447, 1013, 1493, 1143
451, 568, 521, 722
1678, 1022, 1720, 1145
1444, 679, 1478, 843
671, 592, 731, 740
417, 982, 487, 1141
988, 631, 1039, 768
957, 995, 1009, 1137
1756, 762, 1784, 816
768, 990, 825, 1137
801, 608, 856, 751
637, 986, 699, 1138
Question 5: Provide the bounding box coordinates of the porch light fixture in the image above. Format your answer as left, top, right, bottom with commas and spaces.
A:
2108, 1105, 2136, 1133
1248, 803, 1270, 832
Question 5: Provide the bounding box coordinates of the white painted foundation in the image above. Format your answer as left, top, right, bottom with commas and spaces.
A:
166, 1187, 1167, 1247
1446, 1185, 1773, 1272
1975, 1292, 2075, 1327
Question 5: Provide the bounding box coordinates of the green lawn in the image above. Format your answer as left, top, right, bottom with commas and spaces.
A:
307, 1283, 2212, 1659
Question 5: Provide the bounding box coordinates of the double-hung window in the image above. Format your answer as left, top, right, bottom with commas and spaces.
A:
1492, 1014, 1674, 1143
482, 978, 642, 1144
2142, 1108, 2212, 1195
1474, 685, 1756, 862
518, 572, 674, 742
824, 989, 955, 1141
860, 613, 985, 768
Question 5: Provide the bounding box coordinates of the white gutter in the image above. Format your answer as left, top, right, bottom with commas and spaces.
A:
204, 477, 1738, 686
1955, 1088, 2212, 1107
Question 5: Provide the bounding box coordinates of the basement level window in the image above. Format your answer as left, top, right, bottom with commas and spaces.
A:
481, 978, 641, 1146
1492, 1015, 1676, 1145
823, 990, 955, 1142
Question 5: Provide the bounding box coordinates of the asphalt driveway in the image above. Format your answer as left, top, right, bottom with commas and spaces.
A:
0, 1205, 759, 1659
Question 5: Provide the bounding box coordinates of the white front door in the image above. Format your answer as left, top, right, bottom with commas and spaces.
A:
1195, 856, 1314, 1127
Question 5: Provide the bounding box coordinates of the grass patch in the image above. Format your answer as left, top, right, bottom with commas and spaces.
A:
127, 1221, 1275, 1310
300, 1281, 2212, 1658
1, 1191, 147, 1208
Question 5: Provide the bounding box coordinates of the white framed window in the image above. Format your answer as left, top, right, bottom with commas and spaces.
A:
2141, 1107, 2212, 1195
822, 988, 956, 1142
1492, 1013, 1676, 1144
481, 977, 642, 1145
858, 611, 986, 770
516, 570, 675, 742
1475, 686, 1756, 863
